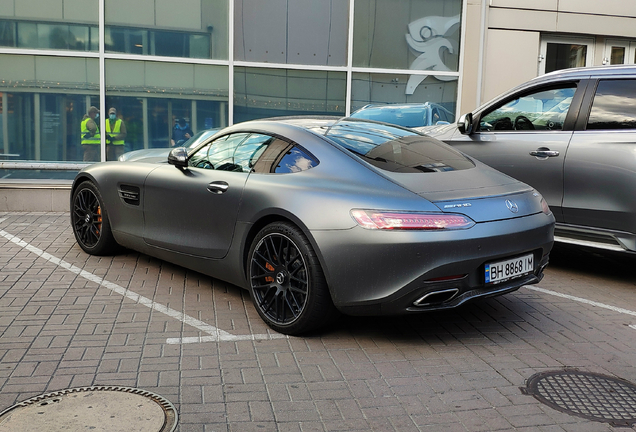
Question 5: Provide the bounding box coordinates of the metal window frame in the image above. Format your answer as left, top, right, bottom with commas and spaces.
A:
0, 0, 465, 169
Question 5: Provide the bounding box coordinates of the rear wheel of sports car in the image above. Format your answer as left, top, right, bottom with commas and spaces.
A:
248, 222, 337, 335
71, 181, 118, 255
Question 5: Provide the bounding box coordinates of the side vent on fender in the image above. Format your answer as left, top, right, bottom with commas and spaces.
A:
118, 185, 140, 206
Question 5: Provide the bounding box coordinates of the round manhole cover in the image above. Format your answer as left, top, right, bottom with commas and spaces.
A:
0, 386, 178, 432
523, 370, 636, 426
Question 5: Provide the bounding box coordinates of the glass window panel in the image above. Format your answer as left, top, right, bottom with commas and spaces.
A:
353, 0, 461, 72
234, 0, 348, 66
0, 55, 100, 168
0, 21, 16, 47
152, 31, 196, 58
104, 96, 143, 155
610, 46, 626, 65
105, 0, 227, 59
325, 121, 473, 173
272, 145, 318, 174
587, 80, 636, 130
351, 73, 457, 121
1, 2, 98, 52
234, 67, 346, 123
5, 21, 96, 52
545, 43, 587, 74
38, 24, 70, 49
106, 27, 146, 54
68, 25, 90, 51
105, 60, 229, 153
479, 85, 576, 132
17, 22, 38, 48
189, 132, 250, 170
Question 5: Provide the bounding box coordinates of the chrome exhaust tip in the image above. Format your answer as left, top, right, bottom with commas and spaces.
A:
413, 288, 459, 306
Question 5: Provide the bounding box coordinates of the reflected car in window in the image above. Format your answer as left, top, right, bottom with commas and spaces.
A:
350, 102, 455, 129
71, 118, 554, 335
427, 65, 636, 253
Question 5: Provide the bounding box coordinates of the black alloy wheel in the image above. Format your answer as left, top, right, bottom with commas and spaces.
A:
71, 181, 118, 255
248, 222, 337, 335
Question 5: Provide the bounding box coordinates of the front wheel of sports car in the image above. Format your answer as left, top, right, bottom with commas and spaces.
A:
248, 222, 337, 335
71, 180, 118, 255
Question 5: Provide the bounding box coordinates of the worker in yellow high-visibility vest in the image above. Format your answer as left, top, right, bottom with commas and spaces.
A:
80, 106, 100, 162
105, 107, 127, 161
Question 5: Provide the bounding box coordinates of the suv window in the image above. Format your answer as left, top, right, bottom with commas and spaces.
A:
587, 79, 636, 130
479, 85, 576, 132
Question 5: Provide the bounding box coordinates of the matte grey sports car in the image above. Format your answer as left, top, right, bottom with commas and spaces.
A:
70, 118, 554, 335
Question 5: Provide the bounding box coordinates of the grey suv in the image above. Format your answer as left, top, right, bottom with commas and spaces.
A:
426, 65, 636, 253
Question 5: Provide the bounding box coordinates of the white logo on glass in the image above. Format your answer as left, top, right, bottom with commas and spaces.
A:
405, 14, 460, 95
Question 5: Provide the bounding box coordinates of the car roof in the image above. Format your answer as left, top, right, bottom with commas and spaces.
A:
473, 65, 636, 115
353, 102, 443, 111
532, 64, 636, 82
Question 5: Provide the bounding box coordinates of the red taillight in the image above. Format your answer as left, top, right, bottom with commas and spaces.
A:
351, 209, 475, 230
541, 197, 552, 215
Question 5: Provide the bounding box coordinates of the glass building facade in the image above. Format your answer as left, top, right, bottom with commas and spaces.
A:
0, 0, 462, 179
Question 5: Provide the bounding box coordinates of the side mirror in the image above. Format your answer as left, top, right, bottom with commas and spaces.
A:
168, 147, 188, 168
457, 113, 474, 135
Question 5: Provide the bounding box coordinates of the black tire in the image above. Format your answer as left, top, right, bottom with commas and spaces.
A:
248, 222, 338, 335
71, 180, 119, 255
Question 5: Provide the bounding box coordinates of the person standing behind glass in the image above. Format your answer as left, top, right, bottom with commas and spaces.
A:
171, 118, 194, 147
105, 107, 127, 161
80, 106, 100, 162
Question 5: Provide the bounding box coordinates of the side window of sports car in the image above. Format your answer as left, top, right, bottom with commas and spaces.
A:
587, 79, 636, 130
250, 138, 318, 174
478, 84, 576, 132
188, 133, 250, 170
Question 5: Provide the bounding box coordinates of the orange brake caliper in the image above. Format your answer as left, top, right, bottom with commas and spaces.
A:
265, 262, 275, 282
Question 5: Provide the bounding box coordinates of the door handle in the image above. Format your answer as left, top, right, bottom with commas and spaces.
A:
207, 181, 229, 194
529, 148, 560, 159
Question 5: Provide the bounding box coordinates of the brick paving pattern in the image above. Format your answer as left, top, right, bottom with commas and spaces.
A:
1, 212, 635, 431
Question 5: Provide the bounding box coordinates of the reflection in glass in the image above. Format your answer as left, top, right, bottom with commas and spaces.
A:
479, 86, 576, 132
234, 0, 348, 66
351, 73, 457, 117
610, 47, 625, 65
105, 0, 228, 59
1, 20, 97, 51
587, 79, 636, 130
353, 0, 461, 76
105, 59, 229, 152
545, 43, 587, 74
234, 67, 346, 122
325, 121, 473, 173
105, 27, 211, 58
0, 55, 99, 167
0, 21, 16, 47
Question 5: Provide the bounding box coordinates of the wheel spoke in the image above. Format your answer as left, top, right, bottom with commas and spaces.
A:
264, 236, 278, 264
259, 290, 277, 314
284, 292, 301, 318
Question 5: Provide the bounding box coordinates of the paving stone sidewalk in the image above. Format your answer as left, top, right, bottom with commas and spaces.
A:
0, 212, 635, 431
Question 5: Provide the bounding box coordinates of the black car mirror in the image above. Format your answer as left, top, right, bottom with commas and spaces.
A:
168, 147, 188, 168
457, 113, 474, 135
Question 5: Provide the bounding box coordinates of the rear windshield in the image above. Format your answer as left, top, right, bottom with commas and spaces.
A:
323, 120, 474, 173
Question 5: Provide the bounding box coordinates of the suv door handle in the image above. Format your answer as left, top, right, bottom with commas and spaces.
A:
529, 148, 560, 159
207, 181, 229, 194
